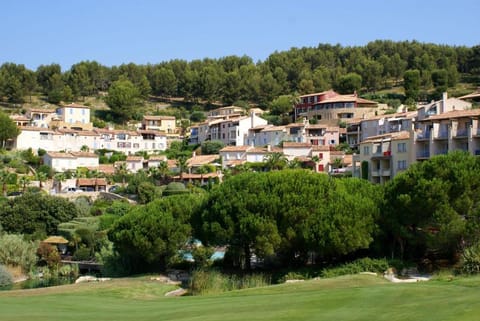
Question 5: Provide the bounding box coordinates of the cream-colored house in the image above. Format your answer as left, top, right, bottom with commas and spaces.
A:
51, 103, 92, 130
142, 115, 176, 134
43, 152, 78, 172
70, 152, 99, 168
357, 131, 412, 184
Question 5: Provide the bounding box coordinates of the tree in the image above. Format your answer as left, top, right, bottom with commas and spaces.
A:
196, 170, 380, 268
334, 73, 362, 94
432, 69, 449, 96
35, 172, 47, 189
403, 69, 421, 101
0, 111, 20, 149
269, 95, 296, 115
176, 155, 189, 179
18, 176, 30, 193
264, 152, 288, 171
108, 194, 204, 272
381, 152, 480, 262
152, 67, 177, 97
53, 172, 66, 193
201, 140, 225, 155
0, 193, 79, 236
105, 78, 140, 122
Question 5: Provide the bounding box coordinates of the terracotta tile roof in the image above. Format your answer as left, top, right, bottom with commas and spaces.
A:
61, 103, 90, 109
173, 172, 220, 179
312, 145, 330, 151
87, 164, 115, 175
299, 90, 336, 98
187, 154, 220, 166
126, 156, 144, 161
70, 152, 98, 158
220, 146, 251, 152
143, 115, 176, 120
19, 126, 55, 132
10, 114, 30, 121
247, 147, 283, 154
46, 152, 75, 158
361, 130, 410, 143
330, 151, 345, 156
77, 178, 107, 186
224, 159, 246, 166
421, 109, 480, 121
283, 142, 311, 148
261, 126, 286, 132
137, 129, 166, 135
148, 155, 167, 161
29, 108, 56, 113
286, 123, 306, 128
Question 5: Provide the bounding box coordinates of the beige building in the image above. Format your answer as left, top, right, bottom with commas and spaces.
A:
50, 103, 93, 130
142, 115, 176, 134
357, 131, 412, 184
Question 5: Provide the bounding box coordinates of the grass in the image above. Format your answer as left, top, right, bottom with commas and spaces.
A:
1, 274, 480, 320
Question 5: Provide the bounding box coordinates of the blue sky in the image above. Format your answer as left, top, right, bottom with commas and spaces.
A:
1, 0, 478, 70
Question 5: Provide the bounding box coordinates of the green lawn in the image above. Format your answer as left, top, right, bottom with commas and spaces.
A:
1, 274, 479, 321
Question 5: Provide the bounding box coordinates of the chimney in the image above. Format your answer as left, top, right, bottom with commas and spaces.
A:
251, 111, 255, 128
441, 92, 448, 113
267, 144, 271, 152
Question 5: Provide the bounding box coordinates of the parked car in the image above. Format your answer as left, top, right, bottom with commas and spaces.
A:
64, 187, 82, 193
108, 185, 120, 193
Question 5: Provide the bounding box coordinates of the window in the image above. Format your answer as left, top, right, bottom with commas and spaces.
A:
397, 142, 407, 153
82, 109, 86, 115
397, 160, 407, 170
70, 108, 73, 115
363, 146, 370, 155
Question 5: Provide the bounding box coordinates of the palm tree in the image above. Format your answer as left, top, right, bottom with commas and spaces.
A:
157, 160, 171, 184
115, 162, 129, 187
0, 170, 10, 196
54, 172, 66, 193
36, 172, 47, 189
287, 158, 301, 169
263, 152, 287, 171
176, 156, 189, 180
18, 175, 30, 193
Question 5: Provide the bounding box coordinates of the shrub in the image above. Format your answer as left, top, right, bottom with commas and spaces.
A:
0, 234, 38, 273
460, 243, 480, 275
189, 269, 270, 296
37, 243, 61, 269
73, 247, 92, 261
58, 264, 79, 278
0, 264, 13, 287
321, 258, 390, 278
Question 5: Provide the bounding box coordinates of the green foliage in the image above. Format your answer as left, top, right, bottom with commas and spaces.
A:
0, 234, 38, 273
269, 95, 297, 115
321, 258, 390, 278
201, 140, 225, 155
361, 161, 369, 180
189, 269, 271, 296
0, 264, 13, 287
0, 193, 79, 236
404, 69, 420, 100
137, 181, 157, 204
197, 170, 381, 269
162, 182, 189, 196
0, 111, 20, 149
105, 78, 141, 122
189, 110, 206, 123
334, 72, 362, 94
382, 152, 480, 261
73, 247, 92, 261
108, 194, 205, 272
461, 243, 480, 275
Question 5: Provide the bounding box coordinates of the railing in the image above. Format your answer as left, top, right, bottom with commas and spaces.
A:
455, 129, 468, 137
382, 169, 391, 176
436, 131, 448, 139
417, 151, 430, 158
371, 170, 380, 177
417, 131, 431, 140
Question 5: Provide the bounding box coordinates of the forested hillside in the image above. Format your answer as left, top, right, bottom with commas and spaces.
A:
0, 40, 479, 110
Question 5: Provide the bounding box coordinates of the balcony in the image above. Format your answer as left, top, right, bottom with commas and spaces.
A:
371, 170, 380, 177
382, 169, 391, 176
435, 131, 448, 140
454, 129, 468, 138
416, 151, 430, 159
417, 131, 431, 140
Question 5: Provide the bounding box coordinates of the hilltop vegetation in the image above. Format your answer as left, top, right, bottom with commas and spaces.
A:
0, 40, 479, 122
